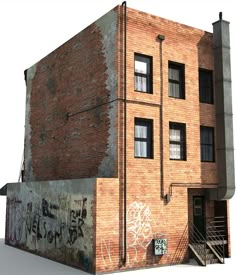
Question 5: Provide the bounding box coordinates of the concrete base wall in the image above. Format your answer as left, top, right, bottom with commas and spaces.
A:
5, 179, 95, 273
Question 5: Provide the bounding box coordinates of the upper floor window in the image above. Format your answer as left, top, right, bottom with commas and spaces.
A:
168, 61, 185, 99
169, 122, 186, 160
199, 69, 213, 104
134, 53, 153, 93
200, 126, 215, 162
134, 118, 153, 158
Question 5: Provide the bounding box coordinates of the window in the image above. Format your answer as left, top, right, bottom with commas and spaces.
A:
200, 126, 215, 162
193, 197, 203, 216
169, 122, 186, 160
134, 118, 153, 158
168, 62, 185, 99
199, 69, 213, 104
134, 53, 152, 93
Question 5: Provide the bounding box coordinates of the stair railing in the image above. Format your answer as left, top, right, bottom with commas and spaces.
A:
206, 216, 225, 263
188, 221, 207, 266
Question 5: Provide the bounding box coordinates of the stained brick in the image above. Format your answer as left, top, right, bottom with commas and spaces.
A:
21, 5, 232, 274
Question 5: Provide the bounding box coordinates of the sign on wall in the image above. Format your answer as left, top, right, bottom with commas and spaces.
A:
153, 239, 167, 256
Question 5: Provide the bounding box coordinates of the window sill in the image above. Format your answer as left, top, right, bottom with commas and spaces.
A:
168, 96, 185, 100
134, 89, 153, 94
134, 156, 154, 159
170, 158, 187, 161
199, 101, 214, 105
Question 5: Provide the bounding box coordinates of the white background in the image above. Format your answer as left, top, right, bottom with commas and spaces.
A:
0, 0, 235, 274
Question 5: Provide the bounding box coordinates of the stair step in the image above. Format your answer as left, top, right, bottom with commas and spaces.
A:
206, 258, 219, 265
206, 253, 216, 260
189, 242, 224, 265
207, 240, 227, 245
188, 244, 206, 266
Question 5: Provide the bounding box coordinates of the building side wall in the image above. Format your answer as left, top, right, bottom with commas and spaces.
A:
121, 8, 217, 268
5, 179, 95, 273
24, 7, 120, 182
95, 178, 120, 272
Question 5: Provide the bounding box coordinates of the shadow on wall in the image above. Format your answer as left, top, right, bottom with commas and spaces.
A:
197, 31, 217, 189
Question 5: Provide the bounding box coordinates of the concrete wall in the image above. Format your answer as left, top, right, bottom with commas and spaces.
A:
24, 6, 120, 182
5, 179, 95, 273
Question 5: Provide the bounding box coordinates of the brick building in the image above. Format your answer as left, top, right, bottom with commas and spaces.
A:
3, 3, 235, 274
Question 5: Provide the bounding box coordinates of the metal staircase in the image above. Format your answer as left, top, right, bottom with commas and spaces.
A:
188, 217, 225, 266
206, 216, 226, 263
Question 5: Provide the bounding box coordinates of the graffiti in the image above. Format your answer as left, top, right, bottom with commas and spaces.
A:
5, 181, 94, 273
100, 201, 154, 267
68, 198, 87, 245
25, 202, 32, 234
6, 196, 88, 248
42, 198, 59, 219
101, 239, 113, 266
68, 210, 84, 244
6, 198, 24, 243
127, 201, 153, 263
127, 201, 153, 248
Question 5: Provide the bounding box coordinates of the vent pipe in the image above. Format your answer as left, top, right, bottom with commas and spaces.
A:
208, 13, 235, 200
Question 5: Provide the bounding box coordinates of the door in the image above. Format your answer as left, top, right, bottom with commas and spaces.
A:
193, 196, 205, 238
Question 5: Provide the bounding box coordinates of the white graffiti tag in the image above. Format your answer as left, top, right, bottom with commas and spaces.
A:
127, 202, 152, 249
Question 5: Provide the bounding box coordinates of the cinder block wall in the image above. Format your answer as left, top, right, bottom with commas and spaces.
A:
24, 6, 120, 182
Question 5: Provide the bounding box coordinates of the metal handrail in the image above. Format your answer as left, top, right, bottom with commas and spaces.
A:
188, 221, 207, 266
173, 217, 225, 266
206, 216, 225, 263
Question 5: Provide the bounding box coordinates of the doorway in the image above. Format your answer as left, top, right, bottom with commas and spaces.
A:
193, 196, 206, 238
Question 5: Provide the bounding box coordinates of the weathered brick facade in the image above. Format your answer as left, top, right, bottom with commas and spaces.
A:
24, 6, 120, 182
5, 4, 234, 274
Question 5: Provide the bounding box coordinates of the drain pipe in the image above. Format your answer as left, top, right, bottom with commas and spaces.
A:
157, 34, 168, 202
121, 0, 127, 266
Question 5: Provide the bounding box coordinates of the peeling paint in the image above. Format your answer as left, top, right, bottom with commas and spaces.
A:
96, 9, 118, 98
24, 64, 37, 182
96, 9, 118, 177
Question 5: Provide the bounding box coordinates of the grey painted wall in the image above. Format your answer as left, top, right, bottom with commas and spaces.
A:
5, 179, 95, 273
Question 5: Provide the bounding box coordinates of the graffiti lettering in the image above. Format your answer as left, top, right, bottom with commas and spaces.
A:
7, 196, 88, 248
42, 198, 59, 219
6, 197, 24, 243
5, 184, 93, 273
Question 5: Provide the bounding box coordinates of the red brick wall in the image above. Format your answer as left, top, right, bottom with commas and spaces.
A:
118, 7, 218, 269
24, 7, 120, 182
95, 178, 120, 272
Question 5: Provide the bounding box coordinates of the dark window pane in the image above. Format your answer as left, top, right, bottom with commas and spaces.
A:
168, 62, 185, 99
199, 69, 213, 104
134, 119, 153, 158
200, 126, 214, 162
